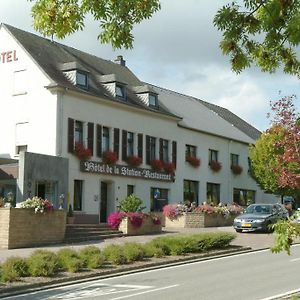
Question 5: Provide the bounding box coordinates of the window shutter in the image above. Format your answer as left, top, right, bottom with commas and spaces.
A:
87, 122, 94, 156
137, 133, 143, 160
172, 141, 177, 167
159, 138, 163, 161
122, 130, 127, 161
114, 128, 120, 158
96, 124, 102, 157
146, 135, 150, 165
68, 118, 74, 153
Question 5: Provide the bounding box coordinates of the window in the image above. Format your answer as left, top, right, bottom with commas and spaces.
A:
36, 181, 57, 203
231, 154, 239, 166
162, 139, 169, 162
127, 132, 134, 156
185, 145, 197, 159
206, 182, 220, 205
149, 94, 158, 107
127, 185, 135, 196
74, 180, 83, 211
75, 121, 83, 144
76, 71, 88, 88
209, 149, 218, 162
149, 136, 156, 161
150, 188, 168, 212
233, 188, 255, 206
116, 84, 126, 99
102, 127, 110, 152
13, 70, 27, 95
183, 180, 199, 205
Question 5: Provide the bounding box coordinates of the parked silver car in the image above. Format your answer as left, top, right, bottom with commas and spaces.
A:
233, 203, 288, 233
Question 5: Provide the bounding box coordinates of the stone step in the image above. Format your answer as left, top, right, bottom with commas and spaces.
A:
64, 232, 124, 244
65, 230, 121, 237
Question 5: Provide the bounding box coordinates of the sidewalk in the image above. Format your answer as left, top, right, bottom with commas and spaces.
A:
0, 226, 276, 263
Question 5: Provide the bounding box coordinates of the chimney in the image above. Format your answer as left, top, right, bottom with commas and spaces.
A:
114, 55, 126, 67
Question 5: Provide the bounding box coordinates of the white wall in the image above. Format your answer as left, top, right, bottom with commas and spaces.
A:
0, 26, 58, 159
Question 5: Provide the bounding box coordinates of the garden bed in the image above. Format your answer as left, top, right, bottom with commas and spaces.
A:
0, 208, 66, 249
165, 212, 236, 228
118, 216, 162, 235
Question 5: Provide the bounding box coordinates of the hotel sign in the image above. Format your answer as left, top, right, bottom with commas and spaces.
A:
80, 161, 174, 182
1, 50, 18, 63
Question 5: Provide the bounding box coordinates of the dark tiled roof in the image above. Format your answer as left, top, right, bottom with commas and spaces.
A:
195, 99, 261, 140
3, 24, 177, 118
146, 83, 261, 141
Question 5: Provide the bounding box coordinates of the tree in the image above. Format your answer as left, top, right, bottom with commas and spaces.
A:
249, 127, 285, 194
28, 0, 161, 49
214, 0, 300, 78
251, 95, 300, 255
250, 95, 300, 198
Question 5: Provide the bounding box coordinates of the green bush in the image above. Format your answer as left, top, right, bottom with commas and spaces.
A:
143, 243, 165, 258
79, 246, 105, 269
28, 250, 59, 277
57, 248, 82, 273
0, 257, 29, 282
118, 194, 146, 212
122, 243, 145, 263
147, 238, 171, 256
103, 244, 126, 265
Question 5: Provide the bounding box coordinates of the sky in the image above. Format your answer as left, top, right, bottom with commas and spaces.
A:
1, 0, 299, 131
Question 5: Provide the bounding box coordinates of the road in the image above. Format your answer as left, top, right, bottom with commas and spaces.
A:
4, 244, 300, 300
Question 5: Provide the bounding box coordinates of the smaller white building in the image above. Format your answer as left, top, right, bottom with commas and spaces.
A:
0, 23, 279, 223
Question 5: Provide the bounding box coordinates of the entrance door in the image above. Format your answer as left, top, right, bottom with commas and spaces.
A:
100, 182, 108, 223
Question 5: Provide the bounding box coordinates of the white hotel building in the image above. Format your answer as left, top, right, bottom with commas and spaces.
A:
0, 24, 278, 223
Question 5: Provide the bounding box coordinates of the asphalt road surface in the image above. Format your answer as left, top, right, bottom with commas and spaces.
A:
4, 244, 300, 300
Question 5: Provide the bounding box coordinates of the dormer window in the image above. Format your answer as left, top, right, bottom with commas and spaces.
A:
116, 84, 126, 99
76, 71, 88, 88
149, 94, 158, 108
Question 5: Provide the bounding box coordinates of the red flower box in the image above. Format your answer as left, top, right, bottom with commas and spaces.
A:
103, 150, 118, 165
127, 155, 142, 167
209, 160, 222, 172
164, 162, 176, 175
150, 159, 164, 171
186, 156, 201, 168
231, 164, 243, 175
74, 143, 92, 161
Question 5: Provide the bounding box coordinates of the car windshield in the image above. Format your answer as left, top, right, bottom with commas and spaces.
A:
245, 204, 272, 214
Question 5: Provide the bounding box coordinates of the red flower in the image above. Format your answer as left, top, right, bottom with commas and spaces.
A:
127, 155, 142, 167
74, 143, 92, 161
103, 150, 118, 165
186, 156, 201, 168
231, 164, 243, 175
164, 162, 176, 175
209, 160, 222, 172
150, 159, 164, 171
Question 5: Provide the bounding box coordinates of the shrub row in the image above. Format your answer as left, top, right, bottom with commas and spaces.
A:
0, 232, 235, 283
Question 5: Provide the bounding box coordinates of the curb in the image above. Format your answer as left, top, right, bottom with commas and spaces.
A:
0, 246, 252, 298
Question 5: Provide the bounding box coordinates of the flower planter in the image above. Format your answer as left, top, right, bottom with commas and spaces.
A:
165, 212, 236, 228
118, 216, 162, 235
0, 208, 66, 249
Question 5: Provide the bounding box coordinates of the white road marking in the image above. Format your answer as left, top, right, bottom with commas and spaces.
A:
290, 257, 300, 262
259, 287, 300, 300
47, 283, 153, 299
110, 284, 180, 300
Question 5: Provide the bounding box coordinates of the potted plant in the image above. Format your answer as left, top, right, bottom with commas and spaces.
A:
127, 155, 142, 167
163, 162, 176, 175
231, 164, 243, 175
209, 160, 222, 172
186, 156, 201, 168
150, 159, 164, 171
103, 150, 118, 165
67, 204, 75, 224
74, 143, 92, 161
